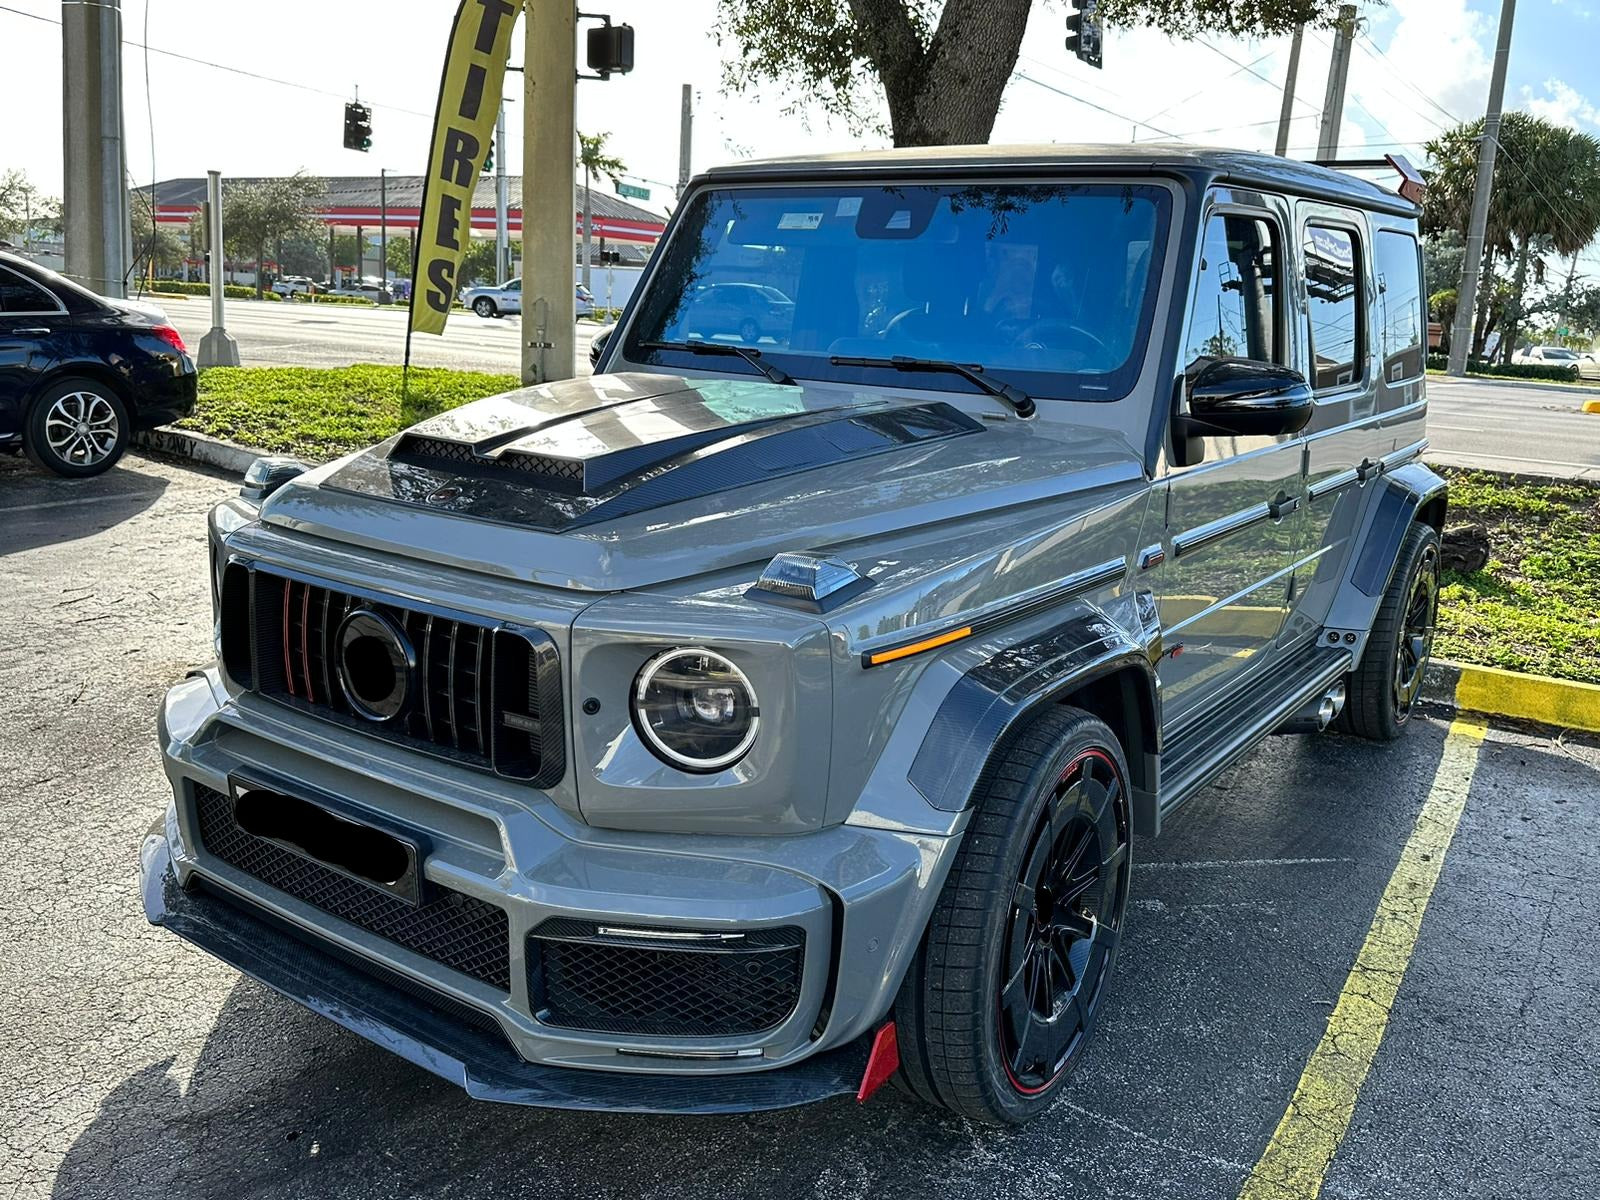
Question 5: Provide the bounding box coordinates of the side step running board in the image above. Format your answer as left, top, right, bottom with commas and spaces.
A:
1154, 642, 1352, 831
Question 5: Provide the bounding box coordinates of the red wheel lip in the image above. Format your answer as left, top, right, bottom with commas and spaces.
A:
997, 745, 1123, 1097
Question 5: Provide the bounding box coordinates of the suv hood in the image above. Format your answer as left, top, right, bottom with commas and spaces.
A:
261, 372, 1144, 590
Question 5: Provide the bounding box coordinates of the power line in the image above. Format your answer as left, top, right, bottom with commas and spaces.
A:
1354, 32, 1465, 130
0, 2, 433, 119
1138, 46, 1280, 127
1194, 36, 1321, 119
1011, 70, 1185, 142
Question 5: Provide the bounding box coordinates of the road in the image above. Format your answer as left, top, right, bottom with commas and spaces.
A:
1425, 374, 1600, 479
4, 449, 1597, 1200
160, 296, 601, 377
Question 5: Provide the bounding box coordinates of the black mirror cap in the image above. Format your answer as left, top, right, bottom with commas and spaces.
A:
1177, 357, 1314, 442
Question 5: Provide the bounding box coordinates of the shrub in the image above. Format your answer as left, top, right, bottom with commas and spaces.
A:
1424, 352, 1580, 382
146, 280, 282, 301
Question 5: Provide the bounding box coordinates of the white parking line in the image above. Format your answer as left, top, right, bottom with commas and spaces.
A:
1136, 857, 1356, 871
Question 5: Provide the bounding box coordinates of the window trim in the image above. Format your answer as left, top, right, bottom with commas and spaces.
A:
1301, 218, 1367, 397
1181, 202, 1289, 371
1374, 228, 1425, 386
0, 265, 68, 317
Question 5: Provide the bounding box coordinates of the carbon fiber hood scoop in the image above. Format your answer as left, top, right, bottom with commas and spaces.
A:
322, 372, 983, 532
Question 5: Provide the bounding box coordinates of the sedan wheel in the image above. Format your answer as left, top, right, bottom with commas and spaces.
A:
473, 297, 496, 318
25, 379, 130, 478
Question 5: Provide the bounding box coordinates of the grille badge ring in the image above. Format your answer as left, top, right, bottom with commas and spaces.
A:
336, 609, 416, 722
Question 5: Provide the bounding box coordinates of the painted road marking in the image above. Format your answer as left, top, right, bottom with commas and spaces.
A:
1137, 857, 1356, 871
0, 492, 153, 514
1236, 715, 1489, 1200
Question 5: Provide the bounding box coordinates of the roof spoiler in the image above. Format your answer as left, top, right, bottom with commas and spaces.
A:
1305, 154, 1426, 205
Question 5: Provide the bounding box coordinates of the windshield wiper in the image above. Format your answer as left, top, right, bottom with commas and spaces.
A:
641, 339, 795, 386
829, 354, 1036, 419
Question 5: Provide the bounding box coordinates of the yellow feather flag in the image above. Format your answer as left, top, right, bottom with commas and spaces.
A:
408, 0, 522, 337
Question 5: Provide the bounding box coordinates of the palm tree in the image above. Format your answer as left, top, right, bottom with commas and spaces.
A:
1424, 113, 1600, 359
577, 131, 626, 290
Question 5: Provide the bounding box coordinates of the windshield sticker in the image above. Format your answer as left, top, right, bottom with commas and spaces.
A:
777, 211, 824, 231
835, 196, 862, 217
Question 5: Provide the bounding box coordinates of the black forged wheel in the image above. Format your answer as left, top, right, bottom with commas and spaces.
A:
894, 706, 1132, 1125
1337, 521, 1441, 741
24, 377, 130, 478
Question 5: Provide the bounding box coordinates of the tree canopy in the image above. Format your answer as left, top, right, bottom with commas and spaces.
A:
222, 173, 324, 296
716, 0, 1347, 146
0, 169, 62, 244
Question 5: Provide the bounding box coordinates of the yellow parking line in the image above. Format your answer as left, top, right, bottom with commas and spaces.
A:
1236, 715, 1489, 1200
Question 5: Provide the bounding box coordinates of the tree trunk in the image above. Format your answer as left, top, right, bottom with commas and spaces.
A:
581, 164, 592, 290
852, 0, 1034, 146
255, 240, 265, 299
1471, 245, 1496, 359
1501, 236, 1532, 365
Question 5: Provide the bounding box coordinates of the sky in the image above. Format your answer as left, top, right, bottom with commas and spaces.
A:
2, 0, 1598, 273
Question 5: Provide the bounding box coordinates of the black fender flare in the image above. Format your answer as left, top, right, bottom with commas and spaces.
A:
907, 610, 1162, 835
1326, 461, 1447, 653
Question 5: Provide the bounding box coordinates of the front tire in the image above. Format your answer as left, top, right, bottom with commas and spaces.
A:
24, 377, 130, 477
894, 706, 1132, 1125
473, 297, 497, 318
1337, 521, 1441, 740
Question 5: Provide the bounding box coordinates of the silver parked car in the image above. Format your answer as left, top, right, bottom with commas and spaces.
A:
144, 145, 1444, 1126
462, 277, 595, 318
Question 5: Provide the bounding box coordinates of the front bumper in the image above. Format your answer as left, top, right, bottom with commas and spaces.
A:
149, 667, 960, 1110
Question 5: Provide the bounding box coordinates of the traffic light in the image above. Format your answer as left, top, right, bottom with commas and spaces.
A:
584, 20, 634, 79
1065, 0, 1103, 69
343, 101, 373, 152
482, 141, 494, 174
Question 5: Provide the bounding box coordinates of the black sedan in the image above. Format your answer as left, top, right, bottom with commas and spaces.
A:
0, 251, 197, 476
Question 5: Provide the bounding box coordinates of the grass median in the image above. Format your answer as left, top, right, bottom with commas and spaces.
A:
177, 364, 519, 460
1436, 468, 1600, 685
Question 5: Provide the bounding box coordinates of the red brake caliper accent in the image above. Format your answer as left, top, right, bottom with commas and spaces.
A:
855, 1021, 900, 1103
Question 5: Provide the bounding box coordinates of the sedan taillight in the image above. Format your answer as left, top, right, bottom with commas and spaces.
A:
152, 324, 187, 354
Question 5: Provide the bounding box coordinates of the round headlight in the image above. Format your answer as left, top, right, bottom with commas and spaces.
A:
633, 648, 760, 772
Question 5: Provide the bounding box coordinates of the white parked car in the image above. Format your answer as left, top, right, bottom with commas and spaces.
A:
1577, 351, 1600, 381
1510, 345, 1581, 376
271, 275, 316, 297
460, 278, 595, 318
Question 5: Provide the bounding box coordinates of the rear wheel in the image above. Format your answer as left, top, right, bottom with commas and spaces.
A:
473, 297, 497, 318
1337, 521, 1440, 740
894, 706, 1132, 1125
24, 377, 129, 477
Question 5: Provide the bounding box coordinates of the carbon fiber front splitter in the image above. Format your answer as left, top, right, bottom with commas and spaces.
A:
141, 831, 872, 1114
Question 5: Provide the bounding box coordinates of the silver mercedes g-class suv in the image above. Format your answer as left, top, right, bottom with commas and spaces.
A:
144, 145, 1443, 1126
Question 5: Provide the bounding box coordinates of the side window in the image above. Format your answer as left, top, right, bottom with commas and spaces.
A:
1305, 225, 1362, 390
0, 267, 61, 313
1375, 230, 1423, 382
1182, 213, 1281, 368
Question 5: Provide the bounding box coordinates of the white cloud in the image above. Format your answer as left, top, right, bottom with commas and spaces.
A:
1523, 78, 1600, 129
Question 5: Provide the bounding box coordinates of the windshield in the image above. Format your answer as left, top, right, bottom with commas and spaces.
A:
1541, 347, 1577, 360
625, 181, 1172, 401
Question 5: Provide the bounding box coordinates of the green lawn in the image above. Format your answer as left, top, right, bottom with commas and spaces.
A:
1435, 469, 1600, 684
177, 364, 518, 460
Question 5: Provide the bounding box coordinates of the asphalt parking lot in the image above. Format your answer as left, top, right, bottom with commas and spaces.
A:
3, 450, 1597, 1200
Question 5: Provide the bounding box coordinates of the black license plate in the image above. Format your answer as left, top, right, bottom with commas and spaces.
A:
229, 778, 430, 906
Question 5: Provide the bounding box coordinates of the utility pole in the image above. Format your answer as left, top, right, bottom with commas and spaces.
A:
379, 168, 388, 302
1316, 5, 1358, 159
198, 170, 240, 367
677, 84, 693, 199
1275, 25, 1304, 157
522, 0, 576, 383
1448, 0, 1516, 376
495, 101, 510, 284
61, 0, 129, 297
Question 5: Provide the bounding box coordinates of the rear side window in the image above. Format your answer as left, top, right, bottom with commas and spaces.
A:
1182, 213, 1282, 368
0, 267, 61, 313
1375, 230, 1424, 382
1305, 225, 1362, 390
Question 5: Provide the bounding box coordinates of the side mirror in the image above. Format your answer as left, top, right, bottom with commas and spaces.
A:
1172, 358, 1313, 466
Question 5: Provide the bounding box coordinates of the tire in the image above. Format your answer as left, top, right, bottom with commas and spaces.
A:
893, 706, 1132, 1125
24, 377, 130, 478
473, 297, 497, 318
1337, 521, 1441, 741
739, 317, 761, 343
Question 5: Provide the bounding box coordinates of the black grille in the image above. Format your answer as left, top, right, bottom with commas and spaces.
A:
528, 919, 804, 1037
194, 784, 510, 990
219, 563, 564, 786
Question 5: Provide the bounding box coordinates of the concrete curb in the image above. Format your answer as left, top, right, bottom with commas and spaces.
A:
1423, 658, 1600, 734
132, 427, 263, 476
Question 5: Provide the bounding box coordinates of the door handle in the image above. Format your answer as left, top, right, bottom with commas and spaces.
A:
1268, 492, 1300, 521
1356, 457, 1382, 484
12, 327, 50, 336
